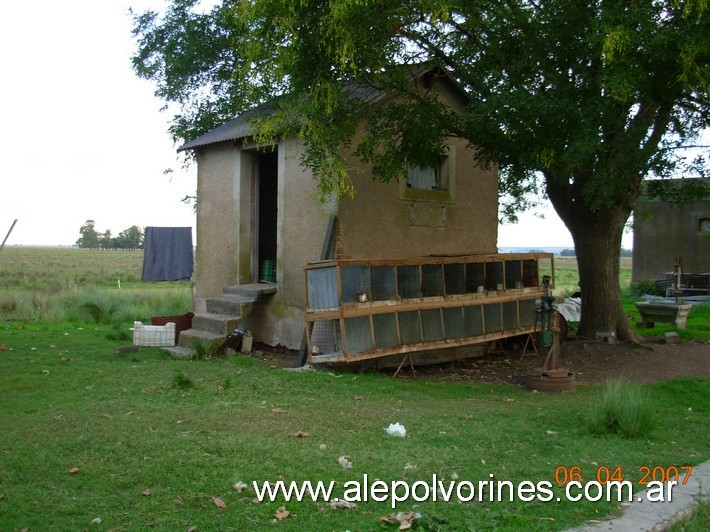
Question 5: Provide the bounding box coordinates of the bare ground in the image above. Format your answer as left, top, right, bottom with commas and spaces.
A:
260, 337, 710, 386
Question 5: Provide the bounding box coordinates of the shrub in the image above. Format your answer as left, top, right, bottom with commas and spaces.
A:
586, 380, 657, 438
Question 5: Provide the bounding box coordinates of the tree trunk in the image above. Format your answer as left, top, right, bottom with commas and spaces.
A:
568, 210, 639, 342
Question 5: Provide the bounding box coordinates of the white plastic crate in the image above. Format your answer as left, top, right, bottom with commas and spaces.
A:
133, 321, 176, 347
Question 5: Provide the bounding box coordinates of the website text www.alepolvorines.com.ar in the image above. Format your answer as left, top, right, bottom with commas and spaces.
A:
252, 473, 678, 509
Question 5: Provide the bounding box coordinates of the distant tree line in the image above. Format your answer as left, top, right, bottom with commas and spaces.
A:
558, 248, 632, 258
76, 220, 144, 250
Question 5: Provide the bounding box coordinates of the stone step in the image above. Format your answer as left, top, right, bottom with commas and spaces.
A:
178, 328, 226, 348
191, 313, 241, 336
206, 295, 254, 316
223, 283, 277, 298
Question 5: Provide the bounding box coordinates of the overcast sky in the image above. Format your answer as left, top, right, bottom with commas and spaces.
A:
1, 0, 630, 250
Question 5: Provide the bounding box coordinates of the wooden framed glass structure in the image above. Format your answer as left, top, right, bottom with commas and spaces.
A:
304, 253, 554, 365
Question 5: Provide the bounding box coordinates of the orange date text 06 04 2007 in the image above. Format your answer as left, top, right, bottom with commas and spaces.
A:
554, 465, 694, 486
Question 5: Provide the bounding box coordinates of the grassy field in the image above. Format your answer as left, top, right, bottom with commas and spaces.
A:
0, 248, 707, 529
0, 322, 707, 530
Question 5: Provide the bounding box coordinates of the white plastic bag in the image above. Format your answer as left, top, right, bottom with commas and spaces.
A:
385, 422, 407, 437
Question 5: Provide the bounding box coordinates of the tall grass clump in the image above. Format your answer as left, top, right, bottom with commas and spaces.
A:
586, 380, 657, 438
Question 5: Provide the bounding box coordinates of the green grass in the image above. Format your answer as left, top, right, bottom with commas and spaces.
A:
0, 322, 707, 530
586, 380, 657, 438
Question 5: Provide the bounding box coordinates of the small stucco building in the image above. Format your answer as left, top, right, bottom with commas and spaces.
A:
632, 178, 710, 282
177, 72, 500, 351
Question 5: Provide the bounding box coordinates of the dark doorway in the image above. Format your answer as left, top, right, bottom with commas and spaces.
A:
256, 150, 278, 282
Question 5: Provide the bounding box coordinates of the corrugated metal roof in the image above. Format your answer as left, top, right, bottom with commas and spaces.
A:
178, 68, 465, 152
177, 105, 268, 152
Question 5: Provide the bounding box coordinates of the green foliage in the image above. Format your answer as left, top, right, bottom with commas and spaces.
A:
172, 369, 195, 389
586, 380, 657, 438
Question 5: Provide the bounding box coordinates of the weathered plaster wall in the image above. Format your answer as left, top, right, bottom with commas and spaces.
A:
337, 80, 498, 259
194, 144, 240, 311
633, 197, 710, 281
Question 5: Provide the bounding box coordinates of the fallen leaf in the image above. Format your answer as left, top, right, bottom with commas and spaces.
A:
354, 395, 364, 400
233, 481, 248, 492
464, 415, 473, 420
217, 385, 224, 392
142, 489, 152, 496
91, 517, 101, 524
69, 467, 80, 474
251, 498, 261, 504
480, 459, 487, 465
319, 444, 327, 450
212, 497, 227, 510
289, 431, 309, 438
272, 408, 286, 414
274, 507, 290, 520
504, 398, 516, 403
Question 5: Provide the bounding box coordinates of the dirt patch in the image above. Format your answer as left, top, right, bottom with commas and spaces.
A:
259, 337, 710, 386
416, 337, 710, 386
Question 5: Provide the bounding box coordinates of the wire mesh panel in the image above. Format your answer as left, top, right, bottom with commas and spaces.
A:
444, 263, 466, 295
443, 306, 466, 339
466, 262, 486, 292
306, 267, 339, 310
373, 313, 398, 348
523, 260, 539, 287
484, 303, 502, 333
341, 265, 370, 303
399, 311, 423, 344
397, 265, 422, 299
465, 305, 484, 336
519, 298, 537, 327
343, 316, 372, 353
421, 308, 444, 342
371, 265, 397, 301
505, 260, 522, 289
502, 301, 519, 329
422, 264, 444, 297
310, 320, 342, 355
486, 262, 504, 290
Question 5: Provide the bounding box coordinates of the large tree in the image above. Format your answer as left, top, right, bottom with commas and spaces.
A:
132, 0, 709, 341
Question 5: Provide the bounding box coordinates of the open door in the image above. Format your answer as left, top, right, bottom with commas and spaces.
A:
254, 150, 278, 283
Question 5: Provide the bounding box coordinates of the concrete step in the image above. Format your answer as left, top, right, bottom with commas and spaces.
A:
223, 283, 277, 298
178, 328, 225, 348
191, 313, 241, 336
206, 295, 254, 316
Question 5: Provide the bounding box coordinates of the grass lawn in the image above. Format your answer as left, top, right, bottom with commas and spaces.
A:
1, 322, 707, 530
